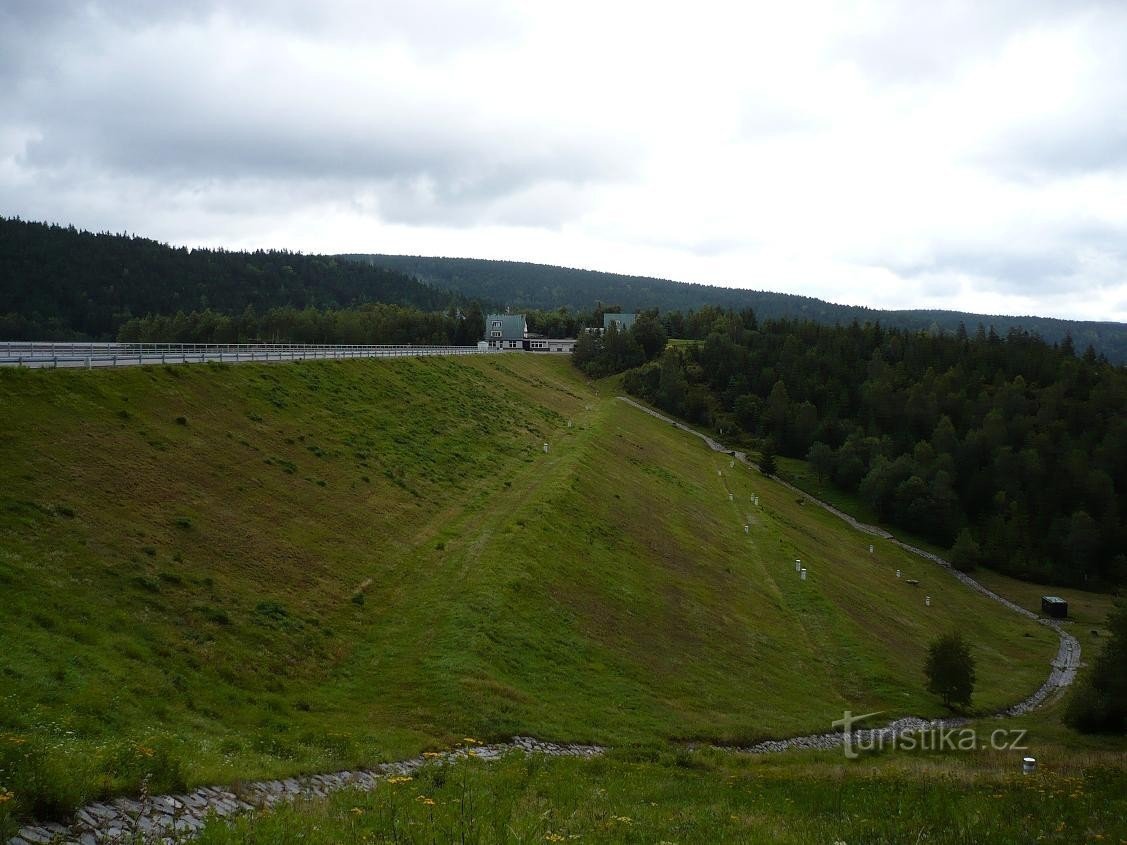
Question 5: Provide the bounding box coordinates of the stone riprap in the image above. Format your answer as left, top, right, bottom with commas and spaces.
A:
6, 738, 604, 845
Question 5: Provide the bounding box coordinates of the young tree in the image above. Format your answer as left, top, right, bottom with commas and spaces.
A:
925, 631, 976, 708
807, 442, 835, 482
1065, 600, 1127, 733
949, 528, 982, 572
759, 445, 778, 477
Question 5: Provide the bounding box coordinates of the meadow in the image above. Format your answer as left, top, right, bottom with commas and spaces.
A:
0, 355, 1072, 834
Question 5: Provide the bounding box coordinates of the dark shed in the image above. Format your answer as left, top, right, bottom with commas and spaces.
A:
1041, 596, 1068, 618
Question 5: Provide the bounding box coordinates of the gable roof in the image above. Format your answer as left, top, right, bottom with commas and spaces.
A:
485, 314, 527, 341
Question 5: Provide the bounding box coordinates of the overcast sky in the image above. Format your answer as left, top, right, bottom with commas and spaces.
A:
3, 1, 1127, 321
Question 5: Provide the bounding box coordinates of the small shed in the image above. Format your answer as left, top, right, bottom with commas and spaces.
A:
1041, 596, 1068, 618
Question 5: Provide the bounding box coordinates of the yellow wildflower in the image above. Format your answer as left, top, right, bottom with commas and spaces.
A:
416, 796, 436, 806
351, 807, 364, 816
0, 791, 14, 804
386, 775, 413, 785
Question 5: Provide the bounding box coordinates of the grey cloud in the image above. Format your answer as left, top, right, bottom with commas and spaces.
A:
892, 240, 1127, 296
831, 0, 1105, 85
1, 4, 632, 229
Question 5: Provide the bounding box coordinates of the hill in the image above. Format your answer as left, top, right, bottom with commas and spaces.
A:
0, 354, 1057, 825
344, 253, 1127, 362
0, 218, 461, 341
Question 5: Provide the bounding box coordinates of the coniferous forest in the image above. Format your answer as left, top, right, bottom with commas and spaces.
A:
0, 218, 459, 340
619, 310, 1127, 589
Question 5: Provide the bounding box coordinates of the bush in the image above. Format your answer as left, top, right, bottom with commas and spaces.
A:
0, 735, 95, 822
924, 631, 976, 709
949, 528, 982, 572
1065, 600, 1127, 733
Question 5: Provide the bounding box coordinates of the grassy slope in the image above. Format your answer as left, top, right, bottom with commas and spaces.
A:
192, 747, 1127, 844
0, 356, 1056, 822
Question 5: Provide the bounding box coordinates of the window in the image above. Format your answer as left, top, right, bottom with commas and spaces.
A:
491, 330, 502, 337
491, 320, 502, 328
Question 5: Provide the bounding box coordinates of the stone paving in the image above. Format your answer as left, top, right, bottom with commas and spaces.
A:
6, 738, 604, 845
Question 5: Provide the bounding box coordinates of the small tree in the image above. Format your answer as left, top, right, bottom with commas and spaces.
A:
807, 441, 834, 482
925, 631, 976, 709
759, 446, 777, 477
1065, 600, 1127, 733
950, 528, 982, 572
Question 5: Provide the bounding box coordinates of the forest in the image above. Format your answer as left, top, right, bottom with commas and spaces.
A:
615, 310, 1127, 588
0, 218, 459, 340
347, 253, 1127, 363
116, 303, 486, 346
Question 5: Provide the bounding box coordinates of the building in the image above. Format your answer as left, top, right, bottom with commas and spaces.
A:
584, 313, 638, 335
603, 312, 636, 332
528, 338, 577, 354
1041, 595, 1068, 618
484, 314, 529, 350
483, 314, 576, 353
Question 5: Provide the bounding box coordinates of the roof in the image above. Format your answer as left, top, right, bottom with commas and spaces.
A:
1042, 595, 1067, 604
484, 314, 527, 341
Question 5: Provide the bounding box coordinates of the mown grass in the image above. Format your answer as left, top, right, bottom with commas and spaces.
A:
0, 355, 1062, 829
193, 742, 1127, 844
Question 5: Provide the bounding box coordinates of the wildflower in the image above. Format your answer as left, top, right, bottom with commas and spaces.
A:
136, 745, 156, 758
416, 796, 436, 806
351, 807, 364, 816
386, 776, 413, 785
545, 834, 565, 842
462, 737, 480, 744
423, 752, 442, 758
0, 791, 14, 804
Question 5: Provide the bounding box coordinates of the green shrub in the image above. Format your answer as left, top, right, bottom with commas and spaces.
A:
0, 736, 95, 822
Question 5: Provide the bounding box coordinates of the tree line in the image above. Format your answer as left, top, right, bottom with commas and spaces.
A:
346, 253, 1127, 363
117, 303, 487, 346
620, 309, 1127, 588
0, 217, 460, 340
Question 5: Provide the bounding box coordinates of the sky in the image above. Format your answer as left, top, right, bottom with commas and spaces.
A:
3, 1, 1127, 322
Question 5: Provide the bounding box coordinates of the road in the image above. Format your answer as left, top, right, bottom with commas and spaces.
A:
0, 341, 488, 369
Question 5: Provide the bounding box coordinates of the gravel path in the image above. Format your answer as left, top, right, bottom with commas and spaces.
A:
614, 395, 1082, 751
5, 399, 1083, 843
6, 738, 604, 845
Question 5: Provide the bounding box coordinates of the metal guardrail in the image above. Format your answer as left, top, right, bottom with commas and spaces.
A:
0, 342, 489, 369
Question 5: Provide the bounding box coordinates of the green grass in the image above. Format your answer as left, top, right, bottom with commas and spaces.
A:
970, 568, 1120, 630
773, 455, 955, 559
192, 742, 1127, 844
0, 355, 1062, 827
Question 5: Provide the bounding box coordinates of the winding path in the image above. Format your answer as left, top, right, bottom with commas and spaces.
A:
614, 395, 1081, 752
5, 398, 1083, 844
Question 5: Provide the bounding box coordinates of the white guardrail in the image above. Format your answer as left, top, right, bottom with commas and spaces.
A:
0, 341, 488, 369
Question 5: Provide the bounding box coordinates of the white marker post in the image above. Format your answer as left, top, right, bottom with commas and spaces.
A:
925, 595, 931, 607
869, 544, 874, 554
896, 569, 901, 578
729, 493, 734, 501
543, 443, 549, 454
800, 568, 807, 581
744, 524, 749, 534
795, 559, 802, 572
